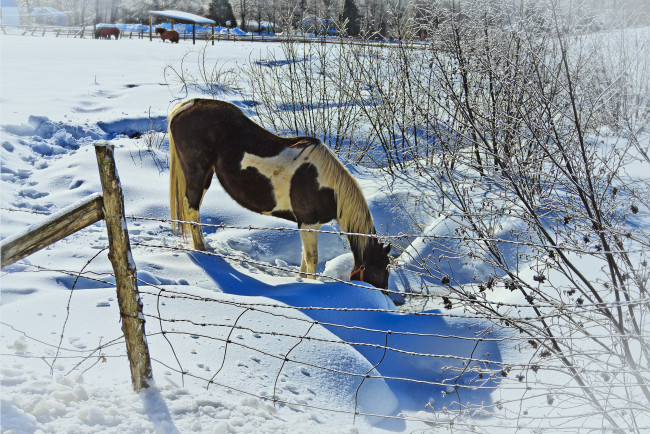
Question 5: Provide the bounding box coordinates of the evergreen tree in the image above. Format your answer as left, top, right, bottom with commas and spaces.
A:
206, 0, 238, 27
340, 0, 361, 36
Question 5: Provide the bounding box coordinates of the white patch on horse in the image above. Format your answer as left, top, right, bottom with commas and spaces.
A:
240, 146, 314, 214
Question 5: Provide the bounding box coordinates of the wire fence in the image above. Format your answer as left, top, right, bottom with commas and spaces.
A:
5, 205, 649, 254
1, 204, 648, 431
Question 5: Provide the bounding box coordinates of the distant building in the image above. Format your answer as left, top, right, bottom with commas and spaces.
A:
31, 7, 67, 26
245, 20, 282, 34
0, 0, 20, 26
298, 16, 337, 35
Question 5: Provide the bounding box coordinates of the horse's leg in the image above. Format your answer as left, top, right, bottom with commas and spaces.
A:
183, 196, 206, 251
184, 171, 212, 251
299, 223, 321, 279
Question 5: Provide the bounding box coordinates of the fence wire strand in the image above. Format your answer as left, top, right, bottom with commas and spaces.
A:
1, 206, 648, 431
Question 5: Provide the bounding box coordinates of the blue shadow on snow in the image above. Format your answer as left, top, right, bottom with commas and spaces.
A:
190, 252, 502, 421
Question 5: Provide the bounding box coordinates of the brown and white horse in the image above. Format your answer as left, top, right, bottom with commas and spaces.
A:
168, 99, 391, 289
155, 27, 179, 43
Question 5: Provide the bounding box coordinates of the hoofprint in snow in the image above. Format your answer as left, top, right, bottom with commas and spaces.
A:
0, 32, 521, 433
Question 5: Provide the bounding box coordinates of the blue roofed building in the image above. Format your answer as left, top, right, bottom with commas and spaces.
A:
0, 0, 20, 26
31, 7, 67, 26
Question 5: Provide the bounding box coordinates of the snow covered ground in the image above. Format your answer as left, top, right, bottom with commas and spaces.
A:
0, 31, 568, 432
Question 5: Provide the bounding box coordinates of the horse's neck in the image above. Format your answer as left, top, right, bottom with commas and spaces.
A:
308, 143, 375, 264
346, 232, 372, 266
335, 187, 374, 265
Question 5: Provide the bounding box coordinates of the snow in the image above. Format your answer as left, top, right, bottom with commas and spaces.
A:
150, 10, 216, 25
1, 32, 504, 432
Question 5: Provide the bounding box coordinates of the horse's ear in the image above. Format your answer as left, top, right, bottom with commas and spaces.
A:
383, 243, 391, 254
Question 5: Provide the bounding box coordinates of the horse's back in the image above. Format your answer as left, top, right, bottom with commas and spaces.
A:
169, 99, 328, 220
169, 99, 288, 156
168, 98, 293, 188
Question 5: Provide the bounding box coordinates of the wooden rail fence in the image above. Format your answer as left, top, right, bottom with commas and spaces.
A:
0, 144, 153, 392
2, 24, 432, 51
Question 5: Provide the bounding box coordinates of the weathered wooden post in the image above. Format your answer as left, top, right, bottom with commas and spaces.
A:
95, 144, 153, 392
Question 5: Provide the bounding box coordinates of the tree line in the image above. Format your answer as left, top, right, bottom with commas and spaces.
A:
12, 0, 650, 38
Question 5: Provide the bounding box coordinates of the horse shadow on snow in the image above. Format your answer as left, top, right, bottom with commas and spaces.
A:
190, 251, 503, 426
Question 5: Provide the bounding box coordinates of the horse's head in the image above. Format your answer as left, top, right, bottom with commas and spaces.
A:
350, 240, 391, 289
155, 27, 165, 34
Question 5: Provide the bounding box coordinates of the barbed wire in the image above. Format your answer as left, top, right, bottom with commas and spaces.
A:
4, 262, 649, 380
131, 241, 650, 311
3, 323, 647, 396
1, 206, 53, 216
138, 287, 650, 343
5, 260, 649, 324
147, 316, 505, 370
3, 321, 647, 430
2, 206, 647, 254
1, 211, 648, 431
129, 214, 650, 255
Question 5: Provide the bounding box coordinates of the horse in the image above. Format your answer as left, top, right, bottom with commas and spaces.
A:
168, 99, 391, 289
156, 27, 179, 43
96, 26, 120, 40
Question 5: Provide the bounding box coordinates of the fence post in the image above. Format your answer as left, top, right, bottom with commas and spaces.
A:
95, 144, 153, 392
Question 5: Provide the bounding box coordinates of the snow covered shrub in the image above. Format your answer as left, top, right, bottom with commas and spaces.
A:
392, 0, 650, 431
240, 0, 650, 429
242, 37, 365, 158
164, 10, 648, 428
242, 19, 442, 170
140, 106, 167, 151
163, 43, 237, 100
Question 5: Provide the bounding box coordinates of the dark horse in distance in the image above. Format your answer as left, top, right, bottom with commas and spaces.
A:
96, 26, 120, 40
156, 27, 180, 43
168, 99, 391, 289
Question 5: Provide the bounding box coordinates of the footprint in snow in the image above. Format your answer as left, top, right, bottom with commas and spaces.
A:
19, 188, 48, 199
68, 179, 83, 189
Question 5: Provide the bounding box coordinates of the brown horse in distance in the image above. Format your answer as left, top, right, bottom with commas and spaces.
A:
96, 26, 120, 40
156, 27, 180, 43
168, 99, 391, 289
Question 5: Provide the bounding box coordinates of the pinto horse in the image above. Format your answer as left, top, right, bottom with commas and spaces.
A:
168, 99, 391, 289
156, 27, 180, 43
96, 26, 120, 40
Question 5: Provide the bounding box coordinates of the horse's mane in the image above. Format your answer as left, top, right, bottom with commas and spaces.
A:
169, 99, 195, 122
306, 142, 375, 258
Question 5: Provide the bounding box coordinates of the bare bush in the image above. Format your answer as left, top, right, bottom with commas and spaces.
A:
163, 42, 238, 102
161, 3, 649, 427
242, 37, 366, 157
241, 0, 650, 430
398, 0, 650, 430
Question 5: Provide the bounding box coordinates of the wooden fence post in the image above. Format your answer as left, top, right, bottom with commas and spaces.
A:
95, 144, 153, 392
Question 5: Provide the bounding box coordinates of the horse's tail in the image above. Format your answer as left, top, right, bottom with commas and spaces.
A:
168, 113, 189, 239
